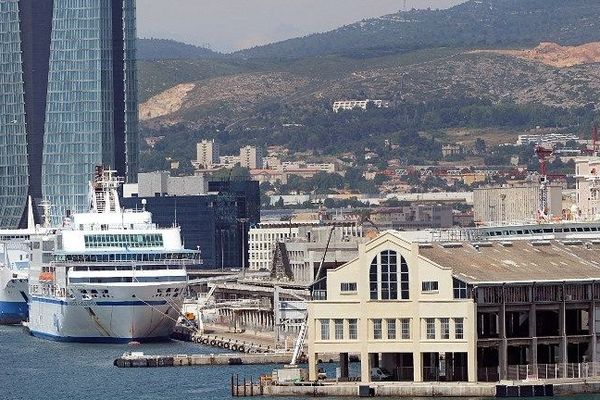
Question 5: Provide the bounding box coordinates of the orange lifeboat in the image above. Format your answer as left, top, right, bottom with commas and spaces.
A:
38, 272, 54, 282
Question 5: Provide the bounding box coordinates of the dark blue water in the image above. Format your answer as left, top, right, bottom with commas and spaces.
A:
3, 324, 600, 400
0, 325, 282, 400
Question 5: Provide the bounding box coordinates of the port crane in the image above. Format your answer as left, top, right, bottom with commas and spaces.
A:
289, 225, 336, 366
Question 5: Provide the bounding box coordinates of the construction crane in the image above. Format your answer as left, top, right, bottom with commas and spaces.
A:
290, 225, 335, 366
535, 145, 553, 220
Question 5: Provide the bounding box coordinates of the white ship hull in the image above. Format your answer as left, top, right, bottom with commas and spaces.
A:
28, 283, 185, 343
0, 269, 28, 325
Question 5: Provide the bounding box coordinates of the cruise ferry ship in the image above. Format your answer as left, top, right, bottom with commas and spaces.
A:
28, 167, 201, 342
0, 200, 43, 325
0, 241, 30, 324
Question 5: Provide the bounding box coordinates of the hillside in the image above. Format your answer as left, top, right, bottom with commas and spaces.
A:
235, 0, 600, 59
137, 38, 221, 60
136, 0, 600, 174
479, 42, 600, 68
140, 48, 600, 127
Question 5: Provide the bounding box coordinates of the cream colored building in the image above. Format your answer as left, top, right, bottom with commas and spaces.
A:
240, 146, 263, 169
308, 230, 600, 384
308, 231, 476, 383
194, 139, 220, 169
575, 157, 600, 218
473, 181, 562, 224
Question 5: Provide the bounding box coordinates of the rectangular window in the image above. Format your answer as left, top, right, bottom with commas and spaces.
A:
320, 319, 330, 340
441, 318, 450, 339
334, 319, 344, 340
373, 319, 382, 340
426, 318, 435, 339
348, 319, 358, 340
453, 278, 468, 299
340, 282, 357, 292
387, 319, 396, 340
422, 281, 439, 292
455, 318, 464, 339
401, 318, 410, 339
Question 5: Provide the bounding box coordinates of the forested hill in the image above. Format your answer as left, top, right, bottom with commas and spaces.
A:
234, 0, 600, 59
137, 38, 221, 60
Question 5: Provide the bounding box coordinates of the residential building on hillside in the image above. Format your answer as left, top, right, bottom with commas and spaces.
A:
473, 181, 562, 225
308, 230, 600, 383
240, 146, 263, 169
0, 0, 139, 226
516, 133, 579, 147
332, 99, 387, 112
194, 139, 220, 169
441, 144, 463, 158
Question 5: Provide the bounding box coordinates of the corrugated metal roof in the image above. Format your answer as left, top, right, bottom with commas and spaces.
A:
419, 240, 600, 284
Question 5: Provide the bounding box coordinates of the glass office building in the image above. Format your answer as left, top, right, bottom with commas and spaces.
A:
0, 0, 139, 227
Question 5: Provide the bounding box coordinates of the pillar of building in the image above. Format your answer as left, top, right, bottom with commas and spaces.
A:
529, 302, 538, 368
360, 350, 371, 383
590, 297, 597, 363
340, 353, 349, 378
499, 300, 508, 380
413, 352, 423, 382
559, 295, 567, 373
309, 352, 318, 381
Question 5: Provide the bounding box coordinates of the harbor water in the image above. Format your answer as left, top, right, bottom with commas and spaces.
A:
0, 325, 279, 400
3, 324, 600, 400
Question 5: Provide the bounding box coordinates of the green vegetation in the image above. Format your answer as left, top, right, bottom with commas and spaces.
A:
235, 0, 600, 59
137, 38, 220, 60
140, 98, 598, 172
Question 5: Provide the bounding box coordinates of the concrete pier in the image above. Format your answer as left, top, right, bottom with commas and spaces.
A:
230, 378, 600, 397
114, 352, 292, 368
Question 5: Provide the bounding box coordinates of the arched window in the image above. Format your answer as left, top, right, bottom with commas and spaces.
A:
369, 250, 409, 300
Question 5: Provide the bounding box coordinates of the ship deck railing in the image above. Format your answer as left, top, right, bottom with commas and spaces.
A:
50, 259, 202, 268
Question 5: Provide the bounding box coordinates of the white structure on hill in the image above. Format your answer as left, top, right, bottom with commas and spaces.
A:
332, 99, 387, 113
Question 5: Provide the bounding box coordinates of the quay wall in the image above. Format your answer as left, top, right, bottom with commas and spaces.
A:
258, 383, 496, 397
115, 353, 291, 368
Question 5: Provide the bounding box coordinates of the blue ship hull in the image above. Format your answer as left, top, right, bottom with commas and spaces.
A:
30, 330, 170, 344
0, 300, 28, 325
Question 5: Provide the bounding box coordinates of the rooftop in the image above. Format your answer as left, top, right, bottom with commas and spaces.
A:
418, 239, 600, 284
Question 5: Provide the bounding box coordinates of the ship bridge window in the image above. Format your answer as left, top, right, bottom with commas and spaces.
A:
84, 233, 164, 249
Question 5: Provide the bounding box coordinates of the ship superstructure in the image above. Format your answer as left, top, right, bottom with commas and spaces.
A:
28, 167, 200, 342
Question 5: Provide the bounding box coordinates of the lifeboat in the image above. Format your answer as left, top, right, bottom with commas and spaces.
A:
38, 272, 54, 281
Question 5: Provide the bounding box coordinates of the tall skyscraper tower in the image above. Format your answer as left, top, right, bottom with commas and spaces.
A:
0, 0, 139, 227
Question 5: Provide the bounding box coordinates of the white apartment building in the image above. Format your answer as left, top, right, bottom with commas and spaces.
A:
249, 222, 306, 270
575, 157, 600, 218
516, 133, 579, 147
332, 99, 386, 113
240, 146, 263, 169
194, 139, 220, 168
248, 221, 360, 271
286, 224, 364, 284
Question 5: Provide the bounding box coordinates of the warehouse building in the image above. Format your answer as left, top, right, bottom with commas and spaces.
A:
307, 230, 600, 383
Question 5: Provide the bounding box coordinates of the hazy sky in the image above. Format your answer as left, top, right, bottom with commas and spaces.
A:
136, 0, 466, 52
